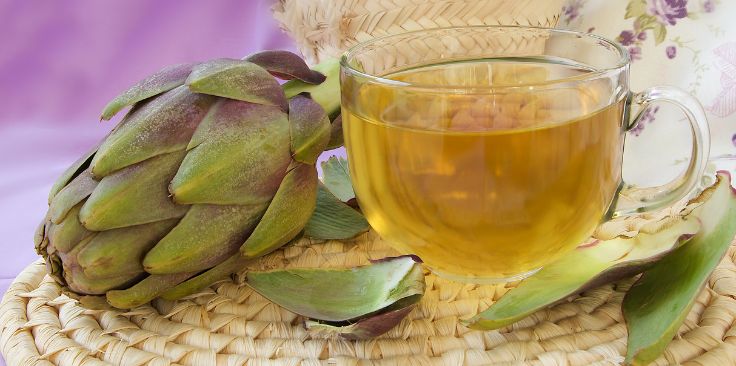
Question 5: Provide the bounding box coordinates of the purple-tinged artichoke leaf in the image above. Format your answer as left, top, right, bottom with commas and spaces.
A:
186, 59, 287, 110
283, 58, 340, 117
240, 163, 318, 258
62, 240, 143, 295
326, 114, 343, 150
464, 211, 701, 330
289, 95, 331, 164
304, 184, 369, 240
624, 172, 736, 366
246, 256, 425, 322
49, 170, 98, 224
170, 100, 291, 205
320, 156, 354, 202
91, 87, 215, 178
48, 145, 97, 204
305, 305, 416, 339
101, 63, 194, 120
47, 203, 94, 253
246, 50, 326, 84
80, 150, 189, 231
143, 203, 268, 275
34, 218, 47, 251
77, 219, 179, 280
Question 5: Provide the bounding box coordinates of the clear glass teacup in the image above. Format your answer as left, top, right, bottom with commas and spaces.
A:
340, 26, 709, 283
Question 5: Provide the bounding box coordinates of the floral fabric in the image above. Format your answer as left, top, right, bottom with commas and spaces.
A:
560, 0, 736, 184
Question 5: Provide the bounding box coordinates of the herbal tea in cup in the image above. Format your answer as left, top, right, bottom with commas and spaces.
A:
340, 27, 709, 283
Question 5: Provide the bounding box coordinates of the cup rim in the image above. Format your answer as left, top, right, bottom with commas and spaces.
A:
340, 25, 630, 91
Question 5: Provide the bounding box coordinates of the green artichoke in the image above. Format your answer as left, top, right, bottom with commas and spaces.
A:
34, 51, 345, 309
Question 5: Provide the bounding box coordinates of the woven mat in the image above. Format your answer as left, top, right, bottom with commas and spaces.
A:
2, 232, 736, 366
272, 0, 565, 63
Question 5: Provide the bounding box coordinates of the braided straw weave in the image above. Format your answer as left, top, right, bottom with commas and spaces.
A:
272, 0, 565, 64
2, 231, 736, 366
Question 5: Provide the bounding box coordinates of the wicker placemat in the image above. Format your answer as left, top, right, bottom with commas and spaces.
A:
2, 231, 736, 366
272, 0, 565, 63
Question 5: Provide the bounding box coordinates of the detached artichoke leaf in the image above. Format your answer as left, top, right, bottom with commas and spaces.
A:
623, 172, 736, 366
101, 63, 195, 120
289, 95, 331, 164
240, 162, 318, 258
186, 59, 287, 110
246, 256, 424, 334
245, 50, 326, 84
320, 156, 355, 202
80, 150, 190, 231
305, 305, 416, 340
464, 207, 702, 330
304, 184, 369, 240
91, 86, 215, 178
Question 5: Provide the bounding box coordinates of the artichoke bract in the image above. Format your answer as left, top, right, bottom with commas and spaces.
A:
34, 51, 343, 309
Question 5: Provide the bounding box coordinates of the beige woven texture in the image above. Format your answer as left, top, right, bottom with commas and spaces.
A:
272, 0, 564, 64
2, 231, 736, 366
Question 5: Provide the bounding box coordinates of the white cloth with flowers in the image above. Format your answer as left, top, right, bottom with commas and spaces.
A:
560, 0, 736, 185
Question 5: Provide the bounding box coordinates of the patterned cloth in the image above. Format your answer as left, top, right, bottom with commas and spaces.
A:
560, 0, 736, 183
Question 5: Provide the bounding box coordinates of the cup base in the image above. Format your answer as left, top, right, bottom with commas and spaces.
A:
428, 267, 542, 284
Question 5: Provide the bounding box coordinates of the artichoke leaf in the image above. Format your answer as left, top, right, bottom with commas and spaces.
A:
326, 114, 343, 150
245, 50, 326, 84
186, 58, 287, 110
171, 100, 291, 205
80, 150, 189, 231
240, 162, 318, 258
159, 254, 252, 301
305, 305, 416, 340
48, 170, 98, 224
304, 184, 369, 240
464, 208, 702, 330
77, 219, 179, 279
289, 95, 331, 164
64, 266, 141, 295
143, 203, 268, 274
320, 156, 355, 202
92, 86, 215, 178
283, 58, 340, 118
246, 256, 424, 323
106, 272, 195, 309
47, 203, 93, 253
101, 63, 195, 120
623, 172, 736, 366
48, 145, 97, 204
34, 218, 47, 253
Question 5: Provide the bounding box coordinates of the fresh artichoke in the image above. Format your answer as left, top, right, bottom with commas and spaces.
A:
34, 51, 346, 309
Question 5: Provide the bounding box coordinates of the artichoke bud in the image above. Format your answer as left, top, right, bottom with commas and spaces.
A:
36, 50, 366, 310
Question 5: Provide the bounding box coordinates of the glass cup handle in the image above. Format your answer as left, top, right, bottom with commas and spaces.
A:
612, 86, 711, 217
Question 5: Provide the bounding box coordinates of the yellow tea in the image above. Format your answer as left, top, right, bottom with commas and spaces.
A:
342, 59, 626, 280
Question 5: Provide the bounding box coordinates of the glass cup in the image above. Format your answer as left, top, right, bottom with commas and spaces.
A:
340, 26, 710, 283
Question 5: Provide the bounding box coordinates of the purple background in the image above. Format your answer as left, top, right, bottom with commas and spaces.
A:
0, 2, 293, 363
